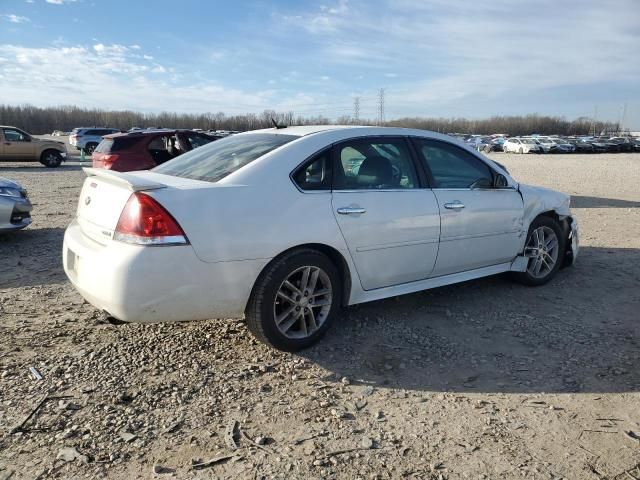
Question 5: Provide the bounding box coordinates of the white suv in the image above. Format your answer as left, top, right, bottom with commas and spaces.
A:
69, 128, 120, 154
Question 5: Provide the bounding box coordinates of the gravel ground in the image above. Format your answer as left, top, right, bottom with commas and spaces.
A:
0, 152, 639, 479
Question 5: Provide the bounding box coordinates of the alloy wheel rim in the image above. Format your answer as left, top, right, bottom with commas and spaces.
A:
273, 266, 332, 339
524, 226, 559, 279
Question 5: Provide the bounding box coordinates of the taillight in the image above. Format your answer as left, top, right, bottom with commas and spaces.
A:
114, 192, 188, 246
100, 154, 118, 168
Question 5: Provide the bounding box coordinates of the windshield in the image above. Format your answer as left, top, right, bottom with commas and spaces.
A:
153, 133, 298, 182
521, 139, 536, 144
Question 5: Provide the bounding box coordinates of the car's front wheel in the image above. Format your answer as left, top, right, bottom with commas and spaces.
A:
40, 149, 63, 168
512, 216, 565, 286
245, 249, 342, 351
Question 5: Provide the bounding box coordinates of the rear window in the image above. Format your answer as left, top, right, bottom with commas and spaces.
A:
153, 133, 297, 182
94, 136, 141, 153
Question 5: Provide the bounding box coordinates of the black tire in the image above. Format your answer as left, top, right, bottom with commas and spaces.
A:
519, 147, 524, 154
40, 149, 63, 168
512, 216, 566, 286
84, 142, 98, 155
245, 249, 342, 351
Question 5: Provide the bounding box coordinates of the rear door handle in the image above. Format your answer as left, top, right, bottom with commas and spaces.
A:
443, 201, 465, 210
337, 207, 366, 215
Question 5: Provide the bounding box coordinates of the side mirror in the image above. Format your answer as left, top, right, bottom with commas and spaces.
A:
494, 173, 509, 188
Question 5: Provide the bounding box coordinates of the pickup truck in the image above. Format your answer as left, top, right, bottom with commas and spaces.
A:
0, 126, 68, 167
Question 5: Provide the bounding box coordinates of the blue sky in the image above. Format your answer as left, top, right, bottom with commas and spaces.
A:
1, 0, 639, 127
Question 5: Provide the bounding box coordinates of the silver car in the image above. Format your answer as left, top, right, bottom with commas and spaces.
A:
0, 177, 32, 232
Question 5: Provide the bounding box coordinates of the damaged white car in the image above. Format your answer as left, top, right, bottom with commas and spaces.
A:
63, 126, 578, 351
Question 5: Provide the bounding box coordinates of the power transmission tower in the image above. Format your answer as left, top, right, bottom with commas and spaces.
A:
353, 96, 360, 124
377, 88, 385, 126
589, 106, 598, 137
620, 102, 628, 134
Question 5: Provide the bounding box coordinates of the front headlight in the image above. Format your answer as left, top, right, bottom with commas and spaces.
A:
0, 187, 22, 198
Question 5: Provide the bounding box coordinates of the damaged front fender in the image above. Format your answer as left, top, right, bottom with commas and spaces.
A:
508, 183, 578, 271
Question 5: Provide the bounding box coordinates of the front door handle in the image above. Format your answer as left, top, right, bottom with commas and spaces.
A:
443, 201, 465, 210
337, 207, 366, 215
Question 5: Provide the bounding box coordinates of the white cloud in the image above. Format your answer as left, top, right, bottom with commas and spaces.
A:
45, 0, 77, 4
282, 0, 349, 33
93, 43, 130, 55
2, 14, 30, 23
0, 44, 281, 114
278, 0, 640, 120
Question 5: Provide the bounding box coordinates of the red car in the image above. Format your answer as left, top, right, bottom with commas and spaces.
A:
92, 129, 216, 171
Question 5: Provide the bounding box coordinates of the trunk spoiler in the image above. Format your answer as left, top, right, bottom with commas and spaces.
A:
83, 167, 167, 192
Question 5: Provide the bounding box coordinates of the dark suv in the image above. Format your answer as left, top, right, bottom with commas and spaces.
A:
92, 129, 216, 171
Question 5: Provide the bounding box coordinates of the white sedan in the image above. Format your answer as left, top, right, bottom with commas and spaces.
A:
63, 126, 579, 351
503, 137, 542, 154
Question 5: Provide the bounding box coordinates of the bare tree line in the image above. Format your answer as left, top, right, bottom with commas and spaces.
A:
0, 104, 618, 136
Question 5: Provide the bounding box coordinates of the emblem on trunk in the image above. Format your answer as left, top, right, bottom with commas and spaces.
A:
84, 196, 91, 206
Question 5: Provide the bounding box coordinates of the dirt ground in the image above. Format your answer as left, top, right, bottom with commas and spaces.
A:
0, 150, 639, 480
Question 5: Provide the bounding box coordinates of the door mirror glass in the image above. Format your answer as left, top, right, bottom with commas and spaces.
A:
494, 173, 509, 188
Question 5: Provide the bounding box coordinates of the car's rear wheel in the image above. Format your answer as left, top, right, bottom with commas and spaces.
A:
40, 149, 63, 168
84, 142, 98, 155
512, 216, 565, 286
245, 249, 342, 351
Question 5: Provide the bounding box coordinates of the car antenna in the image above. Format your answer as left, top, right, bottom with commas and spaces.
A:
271, 117, 287, 129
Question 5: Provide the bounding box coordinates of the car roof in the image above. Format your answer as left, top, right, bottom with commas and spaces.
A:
244, 125, 468, 140
102, 129, 207, 140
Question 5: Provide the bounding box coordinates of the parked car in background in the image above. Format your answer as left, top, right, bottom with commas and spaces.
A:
92, 129, 217, 171
503, 137, 542, 154
466, 136, 493, 153
490, 137, 505, 152
51, 130, 70, 136
533, 137, 560, 154
549, 138, 576, 153
607, 137, 634, 152
0, 177, 32, 232
64, 126, 578, 351
633, 138, 640, 152
69, 128, 121, 155
566, 138, 594, 153
0, 126, 67, 167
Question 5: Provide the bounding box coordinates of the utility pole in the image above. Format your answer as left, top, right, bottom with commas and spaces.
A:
377, 88, 385, 126
353, 96, 360, 124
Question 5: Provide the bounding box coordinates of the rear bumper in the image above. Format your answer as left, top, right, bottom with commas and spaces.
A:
63, 220, 269, 322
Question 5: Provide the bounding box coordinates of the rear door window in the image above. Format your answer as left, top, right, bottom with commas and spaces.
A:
153, 133, 297, 182
333, 138, 419, 190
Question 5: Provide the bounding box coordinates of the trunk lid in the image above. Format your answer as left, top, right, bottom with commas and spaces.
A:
76, 168, 167, 244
